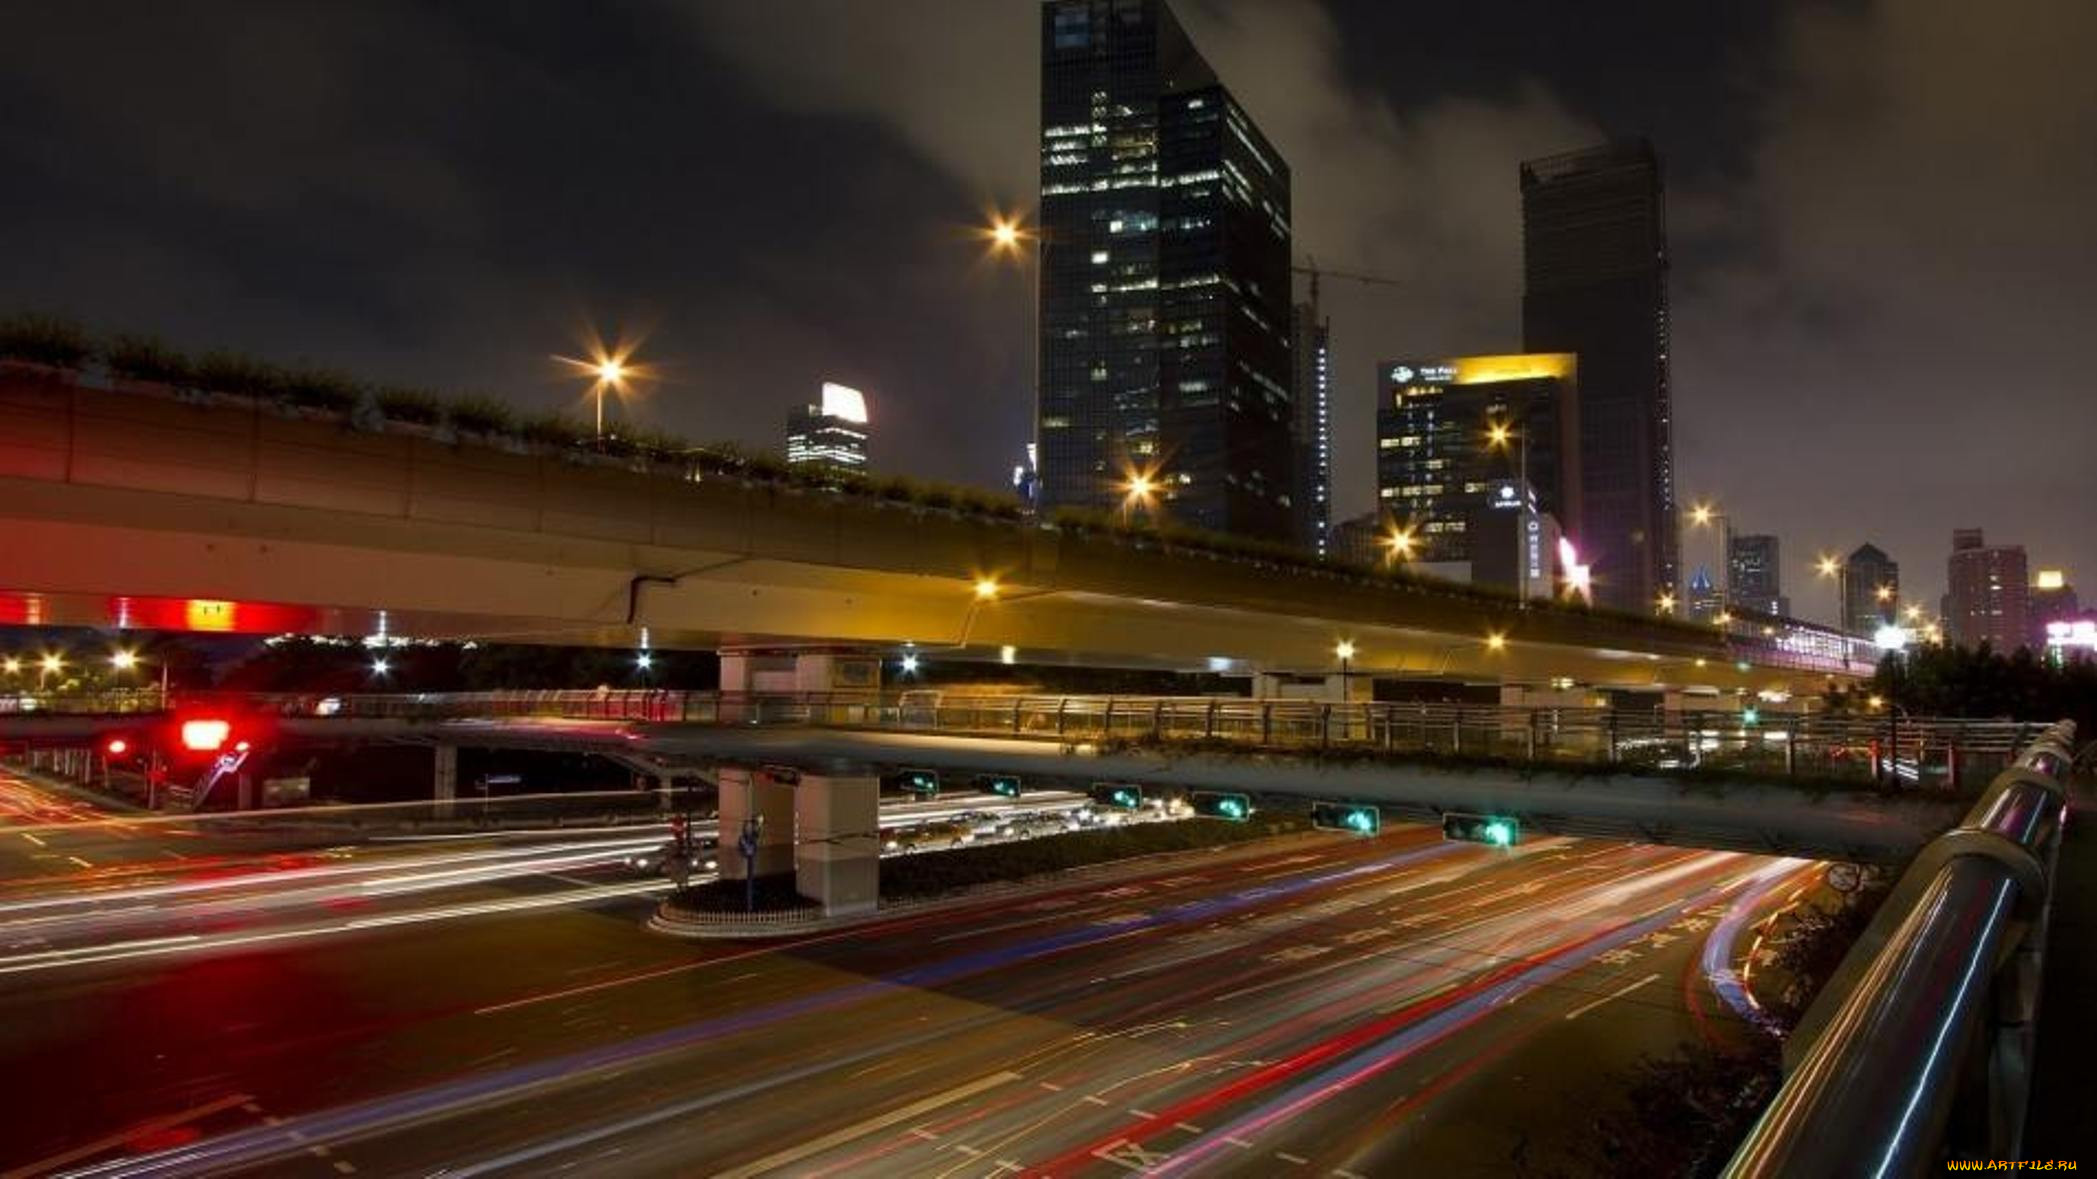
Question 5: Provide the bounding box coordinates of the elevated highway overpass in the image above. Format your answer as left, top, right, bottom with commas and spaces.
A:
0, 369, 1871, 692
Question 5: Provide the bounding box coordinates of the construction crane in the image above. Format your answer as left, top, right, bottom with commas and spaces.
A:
1292, 256, 1406, 313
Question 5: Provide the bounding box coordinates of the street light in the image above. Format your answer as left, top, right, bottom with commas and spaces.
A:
1656, 592, 1677, 616
1119, 467, 1161, 524
1484, 418, 1527, 490
371, 655, 391, 678
1383, 525, 1416, 565
1689, 502, 1716, 528
38, 652, 63, 689
1333, 640, 1355, 699
1, 656, 18, 675
973, 577, 1000, 601
554, 337, 646, 445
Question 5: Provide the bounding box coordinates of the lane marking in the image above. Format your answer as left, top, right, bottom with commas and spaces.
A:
709, 1071, 1020, 1179
0, 1091, 253, 1179
1277, 1151, 1310, 1165
1564, 972, 1664, 1021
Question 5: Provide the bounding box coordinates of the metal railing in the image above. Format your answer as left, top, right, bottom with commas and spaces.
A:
0, 688, 167, 715
1722, 720, 2078, 1176
158, 689, 2045, 789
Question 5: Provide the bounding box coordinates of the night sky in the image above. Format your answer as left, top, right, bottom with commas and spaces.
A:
3, 1, 2091, 618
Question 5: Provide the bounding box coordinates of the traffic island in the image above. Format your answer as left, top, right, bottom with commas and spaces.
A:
651, 811, 1312, 938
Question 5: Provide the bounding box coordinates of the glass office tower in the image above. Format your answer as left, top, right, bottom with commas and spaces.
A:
1038, 0, 1294, 541
1521, 139, 1676, 611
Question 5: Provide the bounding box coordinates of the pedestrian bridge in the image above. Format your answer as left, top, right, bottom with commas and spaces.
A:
7, 688, 2045, 865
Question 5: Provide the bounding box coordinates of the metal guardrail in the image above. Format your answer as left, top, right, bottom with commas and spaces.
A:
168, 689, 2042, 789
1722, 720, 2078, 1177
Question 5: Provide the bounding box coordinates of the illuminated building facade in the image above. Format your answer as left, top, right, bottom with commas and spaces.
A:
1945, 528, 2030, 651
786, 382, 870, 475
1470, 479, 1564, 601
1374, 353, 1579, 564
1728, 533, 1788, 617
1037, 0, 1295, 541
1520, 139, 1676, 611
2031, 568, 2079, 649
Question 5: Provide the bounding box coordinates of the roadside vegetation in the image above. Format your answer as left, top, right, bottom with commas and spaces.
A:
1559, 880, 1891, 1177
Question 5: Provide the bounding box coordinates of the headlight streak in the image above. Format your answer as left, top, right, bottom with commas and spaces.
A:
1034, 851, 1777, 1175
0, 879, 678, 978
84, 842, 1468, 1178
0, 836, 670, 965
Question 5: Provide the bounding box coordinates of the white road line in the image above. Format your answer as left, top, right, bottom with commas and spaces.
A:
1276, 1151, 1310, 1165
1174, 1122, 1204, 1135
1224, 1136, 1255, 1149
708, 1071, 1020, 1179
1564, 972, 1664, 1021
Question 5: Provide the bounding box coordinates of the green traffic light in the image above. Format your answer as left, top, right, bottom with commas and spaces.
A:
1484, 820, 1514, 846
1741, 708, 1760, 726
1345, 809, 1374, 833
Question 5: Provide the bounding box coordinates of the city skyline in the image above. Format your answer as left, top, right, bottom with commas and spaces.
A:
1, 1, 2090, 614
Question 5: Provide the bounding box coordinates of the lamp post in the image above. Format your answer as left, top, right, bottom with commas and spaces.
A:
592, 358, 626, 444
1485, 419, 1528, 492
1817, 553, 1849, 634
988, 214, 1049, 458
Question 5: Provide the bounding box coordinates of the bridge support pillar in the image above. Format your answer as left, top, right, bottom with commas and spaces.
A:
794, 771, 879, 917
717, 767, 795, 879
433, 744, 457, 818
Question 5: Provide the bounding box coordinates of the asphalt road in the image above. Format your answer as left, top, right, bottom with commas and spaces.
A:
0, 764, 1813, 1178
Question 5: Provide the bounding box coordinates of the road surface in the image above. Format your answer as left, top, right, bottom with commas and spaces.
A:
0, 764, 1810, 1177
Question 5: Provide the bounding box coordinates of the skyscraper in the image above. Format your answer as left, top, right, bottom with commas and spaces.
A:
1520, 139, 1676, 612
1290, 301, 1331, 555
1843, 543, 1900, 635
1728, 533, 1788, 617
786, 382, 870, 475
1038, 0, 1295, 541
1374, 353, 1579, 565
1945, 528, 2030, 651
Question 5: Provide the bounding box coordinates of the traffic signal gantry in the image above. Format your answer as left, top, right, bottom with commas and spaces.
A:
1311, 800, 1381, 835
1190, 791, 1254, 821
1442, 812, 1521, 847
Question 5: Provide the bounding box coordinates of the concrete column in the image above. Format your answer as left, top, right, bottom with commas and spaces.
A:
795, 772, 880, 917
716, 766, 795, 879
433, 744, 457, 818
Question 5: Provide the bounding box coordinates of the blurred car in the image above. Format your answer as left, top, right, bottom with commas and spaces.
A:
624, 837, 717, 878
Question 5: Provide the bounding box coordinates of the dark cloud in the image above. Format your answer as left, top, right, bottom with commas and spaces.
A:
2, 0, 2090, 620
